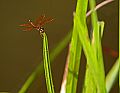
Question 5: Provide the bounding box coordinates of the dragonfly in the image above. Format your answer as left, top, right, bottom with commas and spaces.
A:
20, 14, 54, 33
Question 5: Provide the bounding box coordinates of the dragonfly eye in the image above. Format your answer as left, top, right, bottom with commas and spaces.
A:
28, 20, 32, 22
40, 27, 44, 33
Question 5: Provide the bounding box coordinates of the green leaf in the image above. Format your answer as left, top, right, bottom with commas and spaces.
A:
18, 32, 71, 93
66, 25, 82, 93
89, 0, 106, 91
106, 58, 119, 93
75, 10, 106, 93
119, 1, 120, 90
81, 1, 106, 93
43, 32, 55, 93
82, 64, 97, 93
66, 0, 88, 93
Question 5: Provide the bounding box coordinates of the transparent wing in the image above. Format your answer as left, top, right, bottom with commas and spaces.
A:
38, 17, 54, 27
19, 22, 32, 28
21, 27, 33, 31
34, 14, 45, 26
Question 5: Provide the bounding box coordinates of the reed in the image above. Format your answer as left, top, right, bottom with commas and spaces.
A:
18, 0, 118, 93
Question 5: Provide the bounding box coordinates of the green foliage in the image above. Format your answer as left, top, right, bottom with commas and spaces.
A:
66, 0, 88, 93
18, 0, 118, 93
119, 1, 120, 90
43, 33, 55, 93
106, 58, 119, 93
82, 21, 105, 93
18, 31, 71, 93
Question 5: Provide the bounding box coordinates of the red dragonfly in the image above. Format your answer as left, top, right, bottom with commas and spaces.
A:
20, 14, 54, 33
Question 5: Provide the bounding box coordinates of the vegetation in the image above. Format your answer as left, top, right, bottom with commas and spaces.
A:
18, 0, 119, 93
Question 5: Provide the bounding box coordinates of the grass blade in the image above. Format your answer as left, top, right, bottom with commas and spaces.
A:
119, 0, 120, 90
82, 21, 105, 93
43, 32, 55, 93
82, 64, 97, 93
66, 0, 88, 93
89, 0, 106, 92
106, 58, 119, 93
75, 13, 106, 93
18, 1, 113, 92
66, 27, 82, 93
18, 32, 71, 93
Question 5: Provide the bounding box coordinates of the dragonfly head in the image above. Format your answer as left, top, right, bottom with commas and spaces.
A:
39, 27, 44, 33
28, 19, 32, 22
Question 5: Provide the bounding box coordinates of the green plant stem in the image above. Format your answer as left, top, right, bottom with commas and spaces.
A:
18, 1, 114, 92
119, 0, 120, 88
106, 58, 119, 93
18, 32, 71, 93
66, 0, 88, 93
43, 32, 55, 93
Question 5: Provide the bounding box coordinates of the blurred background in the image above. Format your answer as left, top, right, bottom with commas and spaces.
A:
0, 0, 118, 93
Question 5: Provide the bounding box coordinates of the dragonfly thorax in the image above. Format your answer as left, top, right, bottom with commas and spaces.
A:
39, 27, 44, 33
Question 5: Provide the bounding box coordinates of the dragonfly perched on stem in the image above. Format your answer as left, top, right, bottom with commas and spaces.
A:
20, 14, 54, 36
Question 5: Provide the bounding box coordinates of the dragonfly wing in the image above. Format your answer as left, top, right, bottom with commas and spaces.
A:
22, 27, 33, 31
38, 17, 54, 27
34, 14, 45, 25
19, 22, 32, 27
